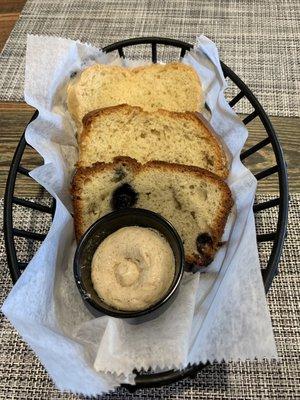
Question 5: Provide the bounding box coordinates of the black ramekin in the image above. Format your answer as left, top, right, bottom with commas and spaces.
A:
73, 208, 185, 324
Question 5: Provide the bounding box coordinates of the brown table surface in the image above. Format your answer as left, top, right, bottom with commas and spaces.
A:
0, 1, 299, 198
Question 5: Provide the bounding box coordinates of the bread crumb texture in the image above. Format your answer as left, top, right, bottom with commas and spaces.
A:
67, 62, 204, 127
78, 104, 228, 179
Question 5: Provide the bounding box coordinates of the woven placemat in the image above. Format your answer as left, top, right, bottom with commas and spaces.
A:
1, 0, 300, 118
0, 193, 299, 399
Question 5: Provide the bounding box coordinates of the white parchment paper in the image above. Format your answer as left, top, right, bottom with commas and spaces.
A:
2, 35, 277, 396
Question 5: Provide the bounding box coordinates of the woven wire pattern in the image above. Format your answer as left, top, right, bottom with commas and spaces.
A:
0, 194, 299, 399
0, 0, 300, 117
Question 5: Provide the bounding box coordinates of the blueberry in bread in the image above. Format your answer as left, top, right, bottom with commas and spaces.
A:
78, 104, 229, 179
72, 157, 233, 266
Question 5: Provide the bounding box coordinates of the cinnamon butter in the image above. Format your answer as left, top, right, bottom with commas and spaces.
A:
91, 226, 175, 311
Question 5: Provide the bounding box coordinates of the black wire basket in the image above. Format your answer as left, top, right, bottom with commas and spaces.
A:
3, 37, 289, 391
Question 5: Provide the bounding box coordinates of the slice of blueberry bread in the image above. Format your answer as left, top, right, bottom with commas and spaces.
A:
78, 104, 229, 179
67, 62, 204, 132
71, 157, 233, 267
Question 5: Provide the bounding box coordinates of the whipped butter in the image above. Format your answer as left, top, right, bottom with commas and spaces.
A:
91, 226, 175, 311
